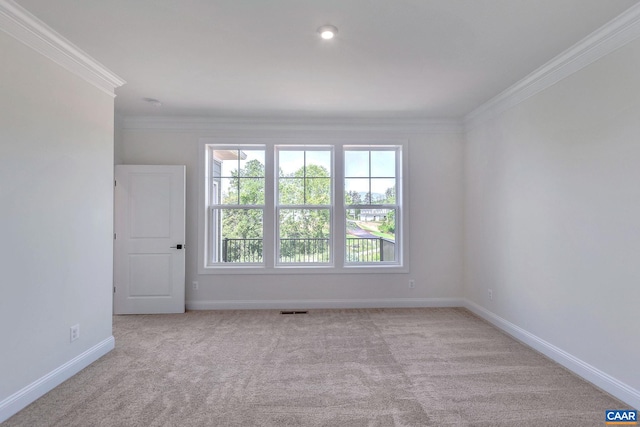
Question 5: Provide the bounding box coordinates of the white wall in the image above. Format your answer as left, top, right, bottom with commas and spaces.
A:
117, 125, 464, 307
464, 38, 640, 399
114, 114, 124, 164
0, 30, 115, 414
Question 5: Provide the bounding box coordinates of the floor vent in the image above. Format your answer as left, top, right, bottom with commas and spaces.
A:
280, 311, 308, 315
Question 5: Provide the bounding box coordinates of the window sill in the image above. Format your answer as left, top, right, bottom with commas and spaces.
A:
197, 264, 408, 275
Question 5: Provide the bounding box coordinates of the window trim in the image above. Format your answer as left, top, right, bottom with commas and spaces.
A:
275, 145, 334, 266
204, 145, 266, 266
343, 145, 401, 266
198, 137, 409, 275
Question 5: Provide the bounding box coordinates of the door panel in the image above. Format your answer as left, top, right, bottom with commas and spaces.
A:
129, 254, 172, 296
114, 165, 186, 314
129, 174, 172, 238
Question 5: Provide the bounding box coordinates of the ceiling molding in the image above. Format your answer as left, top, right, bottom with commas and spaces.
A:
0, 0, 125, 97
464, 2, 640, 131
121, 116, 464, 134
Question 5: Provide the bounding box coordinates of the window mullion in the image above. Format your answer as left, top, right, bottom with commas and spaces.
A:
368, 151, 372, 205
303, 151, 307, 205
263, 143, 276, 269
334, 146, 344, 267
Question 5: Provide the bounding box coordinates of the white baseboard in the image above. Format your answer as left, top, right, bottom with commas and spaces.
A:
463, 300, 640, 410
186, 297, 464, 311
0, 336, 115, 423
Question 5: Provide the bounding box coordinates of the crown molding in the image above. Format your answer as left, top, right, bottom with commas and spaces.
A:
122, 115, 464, 134
0, 0, 125, 97
464, 2, 640, 131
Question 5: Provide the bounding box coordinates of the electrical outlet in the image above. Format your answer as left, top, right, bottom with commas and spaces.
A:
488, 289, 493, 301
409, 279, 416, 289
70, 324, 80, 342
192, 281, 199, 290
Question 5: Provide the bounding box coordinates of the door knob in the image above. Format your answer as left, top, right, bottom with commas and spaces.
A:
170, 244, 184, 249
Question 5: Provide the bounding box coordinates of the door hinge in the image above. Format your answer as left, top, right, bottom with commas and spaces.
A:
113, 286, 116, 294
114, 180, 117, 187
114, 233, 116, 240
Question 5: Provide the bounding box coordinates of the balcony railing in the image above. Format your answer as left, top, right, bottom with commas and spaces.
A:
280, 238, 330, 263
222, 238, 263, 263
345, 237, 395, 262
221, 237, 394, 263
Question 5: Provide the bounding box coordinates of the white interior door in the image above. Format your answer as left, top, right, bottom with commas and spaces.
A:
114, 165, 186, 314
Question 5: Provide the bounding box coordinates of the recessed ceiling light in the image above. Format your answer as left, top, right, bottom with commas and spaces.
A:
317, 25, 338, 40
143, 97, 162, 107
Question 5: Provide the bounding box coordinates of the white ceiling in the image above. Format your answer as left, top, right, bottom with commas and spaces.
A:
15, 0, 640, 119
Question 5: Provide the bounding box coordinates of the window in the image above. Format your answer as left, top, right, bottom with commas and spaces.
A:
344, 148, 399, 263
206, 147, 265, 264
201, 139, 405, 272
277, 148, 333, 264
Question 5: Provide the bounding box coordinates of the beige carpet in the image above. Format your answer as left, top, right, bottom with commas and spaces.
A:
4, 308, 623, 426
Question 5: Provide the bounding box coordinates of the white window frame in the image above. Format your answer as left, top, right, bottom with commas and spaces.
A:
198, 137, 409, 275
203, 144, 266, 267
344, 145, 402, 266
275, 145, 334, 266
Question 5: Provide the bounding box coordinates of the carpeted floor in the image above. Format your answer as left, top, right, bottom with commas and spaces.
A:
4, 308, 623, 426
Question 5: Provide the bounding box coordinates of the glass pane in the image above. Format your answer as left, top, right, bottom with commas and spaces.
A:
278, 149, 332, 206
239, 151, 265, 177
279, 150, 304, 177
279, 177, 304, 204
213, 149, 240, 177
306, 151, 331, 176
370, 151, 396, 177
209, 177, 219, 204
213, 149, 265, 206
345, 151, 369, 177
215, 208, 263, 263
279, 209, 330, 263
345, 208, 395, 263
220, 177, 237, 204
344, 178, 369, 204
371, 179, 396, 203
305, 178, 331, 205
238, 178, 264, 204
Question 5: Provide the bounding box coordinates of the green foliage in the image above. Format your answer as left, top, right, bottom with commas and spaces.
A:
384, 186, 396, 204
219, 159, 396, 262
219, 159, 264, 252
277, 164, 331, 261
378, 209, 395, 234
222, 159, 265, 205
278, 163, 331, 205
345, 190, 361, 205
220, 209, 262, 239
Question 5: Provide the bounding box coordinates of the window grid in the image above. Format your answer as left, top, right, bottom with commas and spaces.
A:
344, 147, 399, 264
208, 147, 266, 265
276, 147, 333, 265
203, 142, 403, 270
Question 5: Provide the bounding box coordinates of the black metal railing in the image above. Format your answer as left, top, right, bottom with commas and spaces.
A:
221, 237, 395, 263
222, 238, 263, 263
280, 238, 330, 263
345, 237, 395, 262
